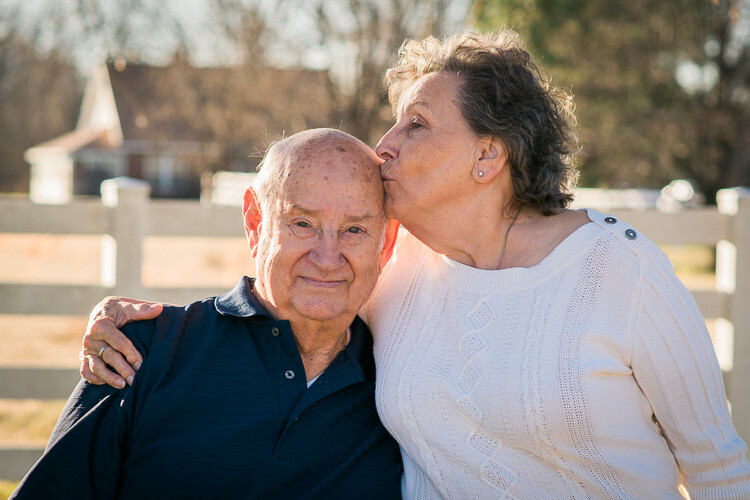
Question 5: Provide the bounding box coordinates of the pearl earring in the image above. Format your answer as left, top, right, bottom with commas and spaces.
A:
478, 171, 484, 177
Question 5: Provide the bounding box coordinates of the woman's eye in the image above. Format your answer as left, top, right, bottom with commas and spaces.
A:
295, 221, 311, 228
410, 119, 423, 129
347, 226, 363, 234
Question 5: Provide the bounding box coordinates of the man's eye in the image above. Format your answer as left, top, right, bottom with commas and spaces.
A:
341, 226, 368, 244
410, 118, 424, 129
289, 220, 316, 237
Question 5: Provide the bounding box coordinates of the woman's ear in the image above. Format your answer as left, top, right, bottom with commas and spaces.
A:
243, 188, 262, 257
472, 137, 508, 183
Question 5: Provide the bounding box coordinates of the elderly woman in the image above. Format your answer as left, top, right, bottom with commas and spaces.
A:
81, 31, 750, 498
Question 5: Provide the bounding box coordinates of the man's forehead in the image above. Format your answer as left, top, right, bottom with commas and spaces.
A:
279, 144, 381, 189
272, 159, 384, 220
281, 167, 382, 206
286, 140, 377, 171
256, 129, 384, 216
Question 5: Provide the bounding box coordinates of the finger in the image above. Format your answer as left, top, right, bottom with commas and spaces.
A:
108, 298, 163, 327
95, 321, 143, 370
80, 359, 106, 385
82, 340, 134, 383
85, 313, 144, 371
87, 351, 126, 389
99, 345, 137, 386
98, 297, 163, 365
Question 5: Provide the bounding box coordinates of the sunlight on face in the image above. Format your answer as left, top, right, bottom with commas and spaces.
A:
375, 72, 482, 225
253, 139, 386, 325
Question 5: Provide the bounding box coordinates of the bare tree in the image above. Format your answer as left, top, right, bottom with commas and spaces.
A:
0, 6, 81, 192
200, 0, 471, 144
293, 0, 471, 144
0, 0, 473, 191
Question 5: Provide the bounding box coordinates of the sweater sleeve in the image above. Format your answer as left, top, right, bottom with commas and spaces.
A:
631, 243, 750, 499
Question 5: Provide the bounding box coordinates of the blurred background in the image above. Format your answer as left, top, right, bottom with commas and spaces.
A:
1, 0, 748, 199
0, 0, 749, 495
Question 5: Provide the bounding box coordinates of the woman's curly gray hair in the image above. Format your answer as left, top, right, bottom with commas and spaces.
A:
385, 29, 580, 215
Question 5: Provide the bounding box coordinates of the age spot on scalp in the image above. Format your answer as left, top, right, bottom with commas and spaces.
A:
336, 146, 346, 153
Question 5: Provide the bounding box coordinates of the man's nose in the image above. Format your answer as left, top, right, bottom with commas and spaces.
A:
375, 126, 398, 161
308, 233, 345, 269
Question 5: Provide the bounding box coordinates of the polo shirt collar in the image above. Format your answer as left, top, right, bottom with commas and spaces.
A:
214, 276, 270, 318
214, 276, 375, 382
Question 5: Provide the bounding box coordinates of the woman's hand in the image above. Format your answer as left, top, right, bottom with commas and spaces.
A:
80, 297, 163, 388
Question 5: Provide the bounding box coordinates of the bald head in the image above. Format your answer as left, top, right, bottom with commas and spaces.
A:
255, 128, 382, 212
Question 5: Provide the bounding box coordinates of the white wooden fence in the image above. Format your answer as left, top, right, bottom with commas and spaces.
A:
0, 178, 748, 480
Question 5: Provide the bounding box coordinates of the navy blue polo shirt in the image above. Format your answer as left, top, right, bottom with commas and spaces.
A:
12, 277, 402, 499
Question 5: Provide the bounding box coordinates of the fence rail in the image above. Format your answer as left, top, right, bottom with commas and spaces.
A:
0, 178, 748, 480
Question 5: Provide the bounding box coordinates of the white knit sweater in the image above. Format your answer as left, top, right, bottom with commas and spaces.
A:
361, 209, 750, 499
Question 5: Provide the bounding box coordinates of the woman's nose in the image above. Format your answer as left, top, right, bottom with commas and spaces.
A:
375, 126, 398, 160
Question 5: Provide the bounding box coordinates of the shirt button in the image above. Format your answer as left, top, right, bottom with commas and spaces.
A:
271, 327, 280, 337
604, 216, 617, 224
284, 370, 295, 380
625, 229, 637, 239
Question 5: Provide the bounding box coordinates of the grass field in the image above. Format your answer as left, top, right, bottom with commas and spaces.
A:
0, 233, 718, 490
0, 481, 19, 499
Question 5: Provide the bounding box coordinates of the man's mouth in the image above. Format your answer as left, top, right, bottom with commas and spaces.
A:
300, 277, 346, 289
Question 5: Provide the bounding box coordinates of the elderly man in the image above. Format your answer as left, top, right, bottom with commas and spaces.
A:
11, 129, 402, 499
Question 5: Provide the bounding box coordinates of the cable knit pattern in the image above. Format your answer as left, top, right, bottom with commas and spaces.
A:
361, 209, 750, 499
460, 296, 518, 497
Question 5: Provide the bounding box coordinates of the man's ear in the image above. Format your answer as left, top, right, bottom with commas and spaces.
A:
472, 137, 508, 183
243, 188, 262, 257
379, 219, 400, 269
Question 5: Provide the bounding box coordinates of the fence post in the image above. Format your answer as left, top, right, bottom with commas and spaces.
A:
717, 187, 750, 445
100, 177, 150, 298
